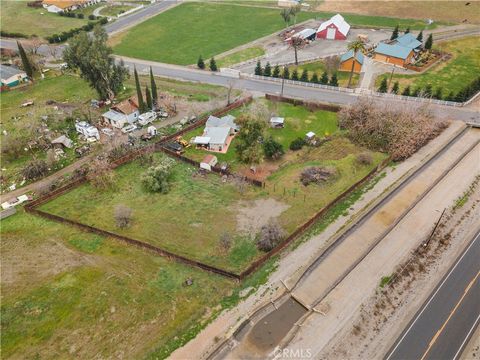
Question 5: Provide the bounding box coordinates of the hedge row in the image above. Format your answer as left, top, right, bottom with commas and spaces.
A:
46, 18, 107, 43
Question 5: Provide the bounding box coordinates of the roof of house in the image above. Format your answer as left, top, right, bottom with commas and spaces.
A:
206, 115, 238, 130
318, 14, 350, 36
202, 154, 218, 164
51, 135, 73, 148
102, 110, 126, 122
42, 0, 90, 8
375, 42, 413, 60
193, 136, 211, 145
204, 127, 230, 145
270, 117, 285, 124
0, 65, 26, 80
340, 49, 364, 64
112, 98, 138, 115
395, 33, 422, 49
294, 28, 316, 39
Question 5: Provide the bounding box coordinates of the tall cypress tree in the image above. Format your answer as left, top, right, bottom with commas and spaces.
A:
254, 61, 263, 76
149, 66, 158, 109
404, 27, 410, 34
378, 77, 388, 93
401, 85, 411, 96
320, 71, 329, 84
425, 34, 433, 50
263, 62, 272, 77
17, 41, 33, 79
283, 67, 290, 79
209, 57, 218, 72
272, 64, 280, 78
145, 85, 152, 110
390, 25, 399, 40
197, 55, 205, 69
391, 81, 399, 94
291, 69, 299, 81
300, 69, 309, 82
310, 72, 319, 83
329, 73, 339, 87
416, 30, 424, 42
134, 66, 146, 112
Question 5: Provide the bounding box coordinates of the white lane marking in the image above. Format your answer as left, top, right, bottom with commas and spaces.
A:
453, 312, 480, 360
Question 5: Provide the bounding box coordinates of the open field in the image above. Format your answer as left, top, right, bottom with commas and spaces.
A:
376, 37, 480, 96
315, 0, 478, 25
0, 0, 89, 38
113, 2, 319, 65
217, 47, 266, 68
38, 100, 385, 274
100, 4, 135, 17
0, 210, 239, 359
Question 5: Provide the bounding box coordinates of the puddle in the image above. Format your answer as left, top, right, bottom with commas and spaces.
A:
245, 297, 308, 352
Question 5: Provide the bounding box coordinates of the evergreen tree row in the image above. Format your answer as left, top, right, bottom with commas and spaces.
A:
254, 61, 339, 87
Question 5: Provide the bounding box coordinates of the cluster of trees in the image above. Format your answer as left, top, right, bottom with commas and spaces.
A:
141, 156, 176, 193
58, 11, 85, 19
339, 98, 448, 161
47, 18, 107, 43
197, 56, 217, 71
254, 61, 339, 87
390, 26, 433, 49
378, 76, 480, 103
279, 5, 301, 28
133, 66, 158, 112
63, 25, 129, 100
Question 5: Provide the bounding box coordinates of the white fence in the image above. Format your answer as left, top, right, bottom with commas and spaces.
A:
117, 4, 144, 18
243, 73, 478, 107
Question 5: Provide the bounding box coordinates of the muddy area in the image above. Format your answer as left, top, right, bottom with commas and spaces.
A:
236, 198, 290, 235
244, 297, 307, 352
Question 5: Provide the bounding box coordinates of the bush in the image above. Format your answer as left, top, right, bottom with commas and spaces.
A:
263, 137, 284, 160
356, 152, 373, 165
114, 205, 132, 228
256, 220, 286, 252
289, 137, 305, 151
22, 159, 48, 181
339, 98, 448, 161
300, 166, 336, 186
141, 157, 175, 193
88, 14, 96, 20
87, 157, 115, 190
77, 13, 85, 19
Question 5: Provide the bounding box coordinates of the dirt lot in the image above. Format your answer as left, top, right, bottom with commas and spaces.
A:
315, 1, 480, 24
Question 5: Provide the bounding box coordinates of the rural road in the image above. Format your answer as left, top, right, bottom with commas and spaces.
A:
119, 56, 480, 124
386, 230, 480, 360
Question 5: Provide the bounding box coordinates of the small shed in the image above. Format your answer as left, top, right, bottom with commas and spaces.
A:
306, 131, 316, 139
51, 135, 73, 149
200, 155, 218, 171
339, 49, 364, 73
270, 117, 285, 128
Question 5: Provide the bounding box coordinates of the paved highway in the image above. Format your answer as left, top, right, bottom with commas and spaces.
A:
386, 230, 480, 360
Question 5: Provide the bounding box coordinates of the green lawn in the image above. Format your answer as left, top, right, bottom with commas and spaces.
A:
114, 2, 320, 65
100, 5, 135, 17
0, 0, 89, 38
375, 37, 480, 96
216, 47, 266, 68
0, 211, 236, 359
289, 60, 360, 87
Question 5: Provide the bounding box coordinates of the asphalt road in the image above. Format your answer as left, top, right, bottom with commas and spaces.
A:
120, 57, 480, 124
385, 230, 480, 360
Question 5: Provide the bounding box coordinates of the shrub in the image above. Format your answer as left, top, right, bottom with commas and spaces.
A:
197, 55, 205, 69
263, 137, 284, 160
356, 152, 373, 165
88, 14, 96, 20
77, 13, 85, 19
339, 98, 448, 160
289, 137, 305, 151
87, 157, 115, 190
300, 166, 336, 186
256, 220, 286, 252
209, 57, 218, 72
114, 205, 132, 228
141, 157, 175, 193
22, 159, 48, 181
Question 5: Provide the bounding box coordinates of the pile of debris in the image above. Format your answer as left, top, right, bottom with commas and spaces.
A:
300, 166, 336, 186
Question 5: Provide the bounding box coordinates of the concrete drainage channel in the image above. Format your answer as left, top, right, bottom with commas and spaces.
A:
207, 124, 478, 359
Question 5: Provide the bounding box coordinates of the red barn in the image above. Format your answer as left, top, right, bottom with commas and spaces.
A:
316, 14, 350, 40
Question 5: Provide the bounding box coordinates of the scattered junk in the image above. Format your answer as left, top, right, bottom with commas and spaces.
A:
184, 277, 193, 286
164, 142, 184, 154
200, 154, 218, 171
358, 34, 369, 42
121, 124, 137, 134
75, 144, 91, 158
75, 121, 100, 141
101, 128, 115, 137
51, 135, 73, 149
305, 131, 319, 145
300, 166, 336, 186
156, 109, 169, 118
285, 28, 316, 44
91, 99, 108, 109
250, 165, 256, 174
140, 133, 153, 141
138, 111, 157, 126
8, 183, 16, 191
147, 126, 157, 137
1, 194, 31, 210
270, 117, 285, 128
21, 100, 34, 107
54, 147, 65, 158
220, 162, 229, 172
1, 207, 17, 220
180, 117, 189, 126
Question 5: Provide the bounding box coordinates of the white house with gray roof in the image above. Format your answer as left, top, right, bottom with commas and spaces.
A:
0, 65, 28, 88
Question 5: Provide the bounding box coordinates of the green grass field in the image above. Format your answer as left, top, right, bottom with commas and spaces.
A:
113, 2, 320, 65
216, 47, 266, 68
0, 211, 238, 359
100, 5, 135, 17
0, 0, 89, 38
376, 37, 480, 95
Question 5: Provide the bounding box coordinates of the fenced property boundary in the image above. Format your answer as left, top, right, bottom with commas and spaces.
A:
265, 94, 341, 112
24, 95, 389, 280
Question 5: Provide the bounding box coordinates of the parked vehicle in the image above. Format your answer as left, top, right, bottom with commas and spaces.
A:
121, 124, 137, 134
156, 109, 168, 118
140, 133, 153, 141
101, 128, 115, 137
165, 142, 184, 154
138, 111, 157, 126
75, 121, 100, 140
175, 136, 191, 148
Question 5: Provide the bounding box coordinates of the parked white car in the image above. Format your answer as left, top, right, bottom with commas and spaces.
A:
156, 109, 168, 118
121, 124, 137, 134
138, 111, 157, 126
101, 128, 115, 137
75, 121, 100, 140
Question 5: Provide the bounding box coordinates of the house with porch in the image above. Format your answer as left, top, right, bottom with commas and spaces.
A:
102, 97, 140, 128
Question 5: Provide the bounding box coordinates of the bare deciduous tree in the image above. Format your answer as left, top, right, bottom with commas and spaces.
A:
256, 220, 286, 252
219, 232, 232, 253
114, 205, 133, 228
87, 157, 115, 190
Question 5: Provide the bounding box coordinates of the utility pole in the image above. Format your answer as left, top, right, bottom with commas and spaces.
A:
281, 67, 286, 97
388, 65, 396, 89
